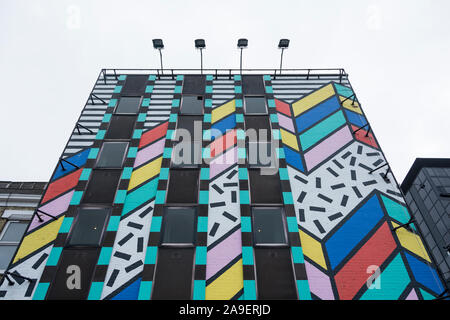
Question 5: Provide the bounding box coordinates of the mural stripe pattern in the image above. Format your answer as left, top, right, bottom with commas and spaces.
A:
205, 75, 243, 300
264, 75, 311, 299
98, 75, 168, 300
138, 75, 183, 299
192, 75, 214, 300
233, 74, 256, 300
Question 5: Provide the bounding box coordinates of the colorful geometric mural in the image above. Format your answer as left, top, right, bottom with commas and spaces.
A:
0, 72, 445, 300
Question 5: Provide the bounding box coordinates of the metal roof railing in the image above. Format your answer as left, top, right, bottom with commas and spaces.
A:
101, 68, 348, 81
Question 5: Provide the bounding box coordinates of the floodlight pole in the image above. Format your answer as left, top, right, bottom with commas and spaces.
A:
200, 48, 203, 74
158, 48, 163, 74
279, 48, 285, 74
240, 48, 243, 75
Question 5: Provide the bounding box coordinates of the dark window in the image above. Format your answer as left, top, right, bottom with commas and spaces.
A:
151, 248, 195, 299
115, 97, 141, 114
95, 142, 128, 168
248, 169, 282, 204
105, 115, 136, 140
245, 115, 272, 139
252, 207, 287, 245
121, 75, 148, 96
244, 96, 267, 114
180, 95, 204, 115
182, 75, 206, 95
161, 207, 197, 245
46, 249, 100, 300
175, 115, 203, 141
82, 170, 122, 204
242, 75, 265, 95
66, 208, 110, 246
166, 169, 199, 203
171, 141, 202, 168
247, 141, 274, 168
254, 248, 297, 299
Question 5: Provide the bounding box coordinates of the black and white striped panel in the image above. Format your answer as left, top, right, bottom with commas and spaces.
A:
271, 75, 350, 103
62, 74, 118, 157
212, 78, 235, 107
145, 78, 176, 128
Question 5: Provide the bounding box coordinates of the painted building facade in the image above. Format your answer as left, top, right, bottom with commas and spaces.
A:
0, 69, 445, 300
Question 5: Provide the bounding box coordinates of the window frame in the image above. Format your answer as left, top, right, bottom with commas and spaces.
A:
81, 169, 123, 205
159, 206, 198, 247
165, 168, 200, 204
113, 96, 143, 115
170, 140, 203, 169
244, 95, 268, 115
174, 115, 203, 142
246, 140, 276, 169
65, 206, 111, 248
0, 220, 30, 272
105, 114, 137, 140
180, 94, 205, 115
251, 206, 289, 247
247, 168, 283, 204
95, 141, 129, 169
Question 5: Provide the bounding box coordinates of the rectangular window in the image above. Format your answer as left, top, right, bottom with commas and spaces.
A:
166, 169, 199, 204
121, 75, 148, 96
182, 75, 206, 95
254, 248, 298, 299
252, 207, 287, 245
105, 115, 136, 140
151, 248, 195, 299
46, 248, 100, 300
242, 75, 265, 95
161, 207, 197, 246
115, 97, 141, 114
95, 142, 128, 168
244, 96, 267, 115
245, 115, 272, 138
175, 115, 203, 141
82, 170, 122, 204
0, 221, 28, 271
66, 208, 110, 247
247, 141, 274, 168
248, 169, 282, 204
180, 95, 204, 115
171, 141, 202, 168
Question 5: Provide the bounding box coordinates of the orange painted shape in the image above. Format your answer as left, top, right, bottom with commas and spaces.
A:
210, 129, 237, 158
275, 99, 292, 117
334, 222, 396, 300
139, 122, 168, 148
351, 125, 379, 149
41, 168, 82, 204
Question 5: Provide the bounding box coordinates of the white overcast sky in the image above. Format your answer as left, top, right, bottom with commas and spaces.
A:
0, 0, 449, 183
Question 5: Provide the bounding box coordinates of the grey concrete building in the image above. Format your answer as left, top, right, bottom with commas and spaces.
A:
0, 182, 46, 275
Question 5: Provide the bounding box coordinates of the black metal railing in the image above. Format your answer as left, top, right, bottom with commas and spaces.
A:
100, 68, 348, 81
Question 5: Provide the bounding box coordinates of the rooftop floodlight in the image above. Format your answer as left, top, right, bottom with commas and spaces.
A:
195, 39, 206, 74
278, 39, 290, 74
152, 39, 164, 74
152, 39, 164, 49
278, 39, 290, 49
237, 38, 248, 48
237, 38, 248, 74
195, 39, 206, 49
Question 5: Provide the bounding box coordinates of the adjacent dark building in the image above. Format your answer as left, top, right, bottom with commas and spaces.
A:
401, 158, 450, 289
